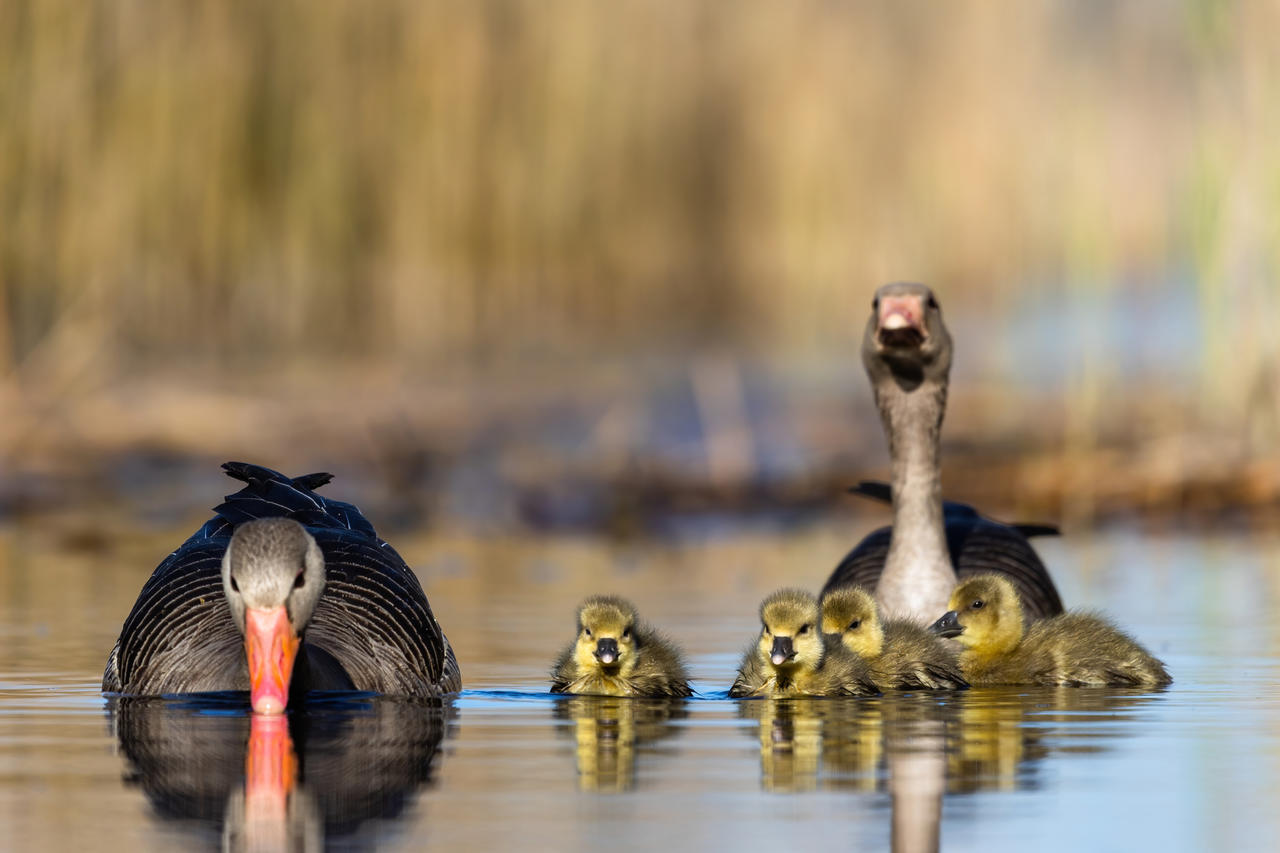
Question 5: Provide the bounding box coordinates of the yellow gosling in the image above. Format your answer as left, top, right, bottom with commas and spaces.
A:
821, 586, 968, 690
729, 588, 878, 698
551, 596, 692, 697
930, 575, 1172, 688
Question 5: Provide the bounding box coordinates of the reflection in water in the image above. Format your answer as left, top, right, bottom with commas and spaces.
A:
735, 689, 1168, 793
736, 688, 1168, 850
222, 715, 320, 853
739, 697, 881, 792
108, 694, 450, 850
553, 695, 688, 792
945, 687, 1167, 794
881, 698, 949, 853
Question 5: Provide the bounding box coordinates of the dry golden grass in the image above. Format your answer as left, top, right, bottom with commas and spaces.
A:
1, 2, 1278, 514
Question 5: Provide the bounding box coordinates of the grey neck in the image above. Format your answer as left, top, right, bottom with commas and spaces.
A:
873, 377, 954, 623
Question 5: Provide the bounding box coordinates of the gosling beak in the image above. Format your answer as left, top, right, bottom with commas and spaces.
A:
245, 606, 300, 715
594, 637, 620, 665
770, 636, 795, 666
929, 610, 963, 639
877, 295, 927, 347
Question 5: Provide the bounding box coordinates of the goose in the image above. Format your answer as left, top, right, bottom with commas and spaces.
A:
819, 585, 968, 690
103, 462, 460, 713
550, 596, 693, 697
822, 282, 1064, 623
930, 574, 1171, 687
728, 589, 879, 698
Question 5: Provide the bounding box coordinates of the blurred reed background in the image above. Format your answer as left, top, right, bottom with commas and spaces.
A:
1, 0, 1277, 527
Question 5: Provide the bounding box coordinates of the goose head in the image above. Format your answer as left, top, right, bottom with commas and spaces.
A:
820, 586, 885, 659
571, 596, 641, 679
221, 518, 326, 714
757, 589, 823, 674
929, 574, 1024, 658
862, 281, 953, 392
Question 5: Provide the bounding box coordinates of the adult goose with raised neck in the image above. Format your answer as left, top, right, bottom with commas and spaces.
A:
103, 462, 461, 713
821, 283, 1063, 624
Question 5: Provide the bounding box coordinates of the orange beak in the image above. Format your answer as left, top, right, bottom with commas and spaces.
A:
245, 606, 300, 715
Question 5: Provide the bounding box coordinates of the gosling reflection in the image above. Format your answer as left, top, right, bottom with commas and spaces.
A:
739, 698, 823, 791
946, 687, 1166, 793
733, 687, 1165, 800
553, 695, 688, 792
109, 695, 449, 850
737, 697, 884, 793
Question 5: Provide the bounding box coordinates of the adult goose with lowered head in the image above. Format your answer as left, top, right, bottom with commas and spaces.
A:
103, 462, 460, 713
821, 283, 1063, 624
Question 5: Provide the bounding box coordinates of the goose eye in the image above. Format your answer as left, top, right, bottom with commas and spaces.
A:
971, 599, 985, 611
848, 619, 861, 631
293, 571, 305, 590
229, 575, 240, 593
927, 295, 939, 309
872, 297, 880, 311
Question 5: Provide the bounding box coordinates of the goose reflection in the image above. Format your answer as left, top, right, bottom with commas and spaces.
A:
552, 695, 688, 792
222, 715, 319, 852
108, 694, 450, 850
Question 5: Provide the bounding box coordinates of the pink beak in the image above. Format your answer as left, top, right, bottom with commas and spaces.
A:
878, 294, 925, 334
245, 606, 300, 715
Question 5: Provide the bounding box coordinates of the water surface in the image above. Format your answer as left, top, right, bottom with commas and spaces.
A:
1, 521, 1277, 851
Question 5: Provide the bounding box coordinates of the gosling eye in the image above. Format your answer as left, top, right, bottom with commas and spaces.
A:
762, 624, 771, 636
970, 599, 985, 611
622, 627, 632, 640
848, 619, 861, 631
798, 623, 810, 635
584, 627, 593, 638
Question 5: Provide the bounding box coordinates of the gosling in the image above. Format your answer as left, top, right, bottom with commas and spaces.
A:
929, 575, 1172, 688
550, 596, 693, 697
820, 586, 968, 691
729, 588, 879, 698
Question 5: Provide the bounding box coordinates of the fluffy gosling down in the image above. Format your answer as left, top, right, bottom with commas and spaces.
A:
930, 575, 1172, 688
550, 596, 693, 698
820, 586, 968, 691
729, 589, 879, 698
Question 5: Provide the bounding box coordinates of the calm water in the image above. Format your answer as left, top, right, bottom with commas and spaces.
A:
2, 518, 1278, 852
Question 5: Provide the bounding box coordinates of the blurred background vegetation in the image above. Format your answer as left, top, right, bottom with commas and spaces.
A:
1, 0, 1277, 530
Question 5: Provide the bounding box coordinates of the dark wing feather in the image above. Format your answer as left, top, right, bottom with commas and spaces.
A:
1012, 523, 1060, 538
205, 462, 375, 538
822, 519, 1065, 620
291, 471, 334, 491
105, 539, 245, 694
304, 528, 460, 695
105, 462, 459, 697
820, 527, 893, 599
